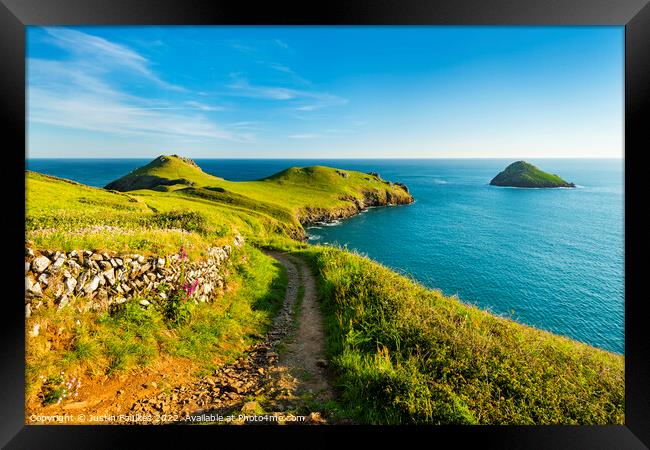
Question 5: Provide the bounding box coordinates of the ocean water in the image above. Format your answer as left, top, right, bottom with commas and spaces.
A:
26, 158, 624, 354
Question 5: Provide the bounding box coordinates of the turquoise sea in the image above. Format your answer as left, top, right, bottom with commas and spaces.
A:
26, 158, 624, 354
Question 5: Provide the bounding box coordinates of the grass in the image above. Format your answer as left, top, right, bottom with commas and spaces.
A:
105, 155, 413, 222
25, 245, 287, 403
276, 244, 624, 425
26, 171, 294, 256
26, 155, 623, 425
27, 156, 412, 255
490, 160, 575, 188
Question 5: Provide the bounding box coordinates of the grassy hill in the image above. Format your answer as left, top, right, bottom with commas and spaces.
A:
104, 155, 221, 191
490, 161, 575, 188
289, 245, 623, 424
25, 156, 623, 425
105, 155, 413, 226
27, 154, 413, 252
26, 170, 287, 257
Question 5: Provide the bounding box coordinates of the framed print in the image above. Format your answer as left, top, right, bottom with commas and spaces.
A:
1, 0, 649, 447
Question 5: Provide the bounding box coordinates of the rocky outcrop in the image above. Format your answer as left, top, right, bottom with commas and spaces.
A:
24, 235, 245, 316
298, 188, 413, 227
169, 154, 200, 169
394, 182, 409, 194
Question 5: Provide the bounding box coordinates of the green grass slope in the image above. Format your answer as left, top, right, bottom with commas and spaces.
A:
26, 171, 293, 256
490, 161, 575, 188
27, 154, 413, 255
26, 156, 623, 425
104, 155, 413, 225
285, 244, 623, 425
105, 155, 220, 191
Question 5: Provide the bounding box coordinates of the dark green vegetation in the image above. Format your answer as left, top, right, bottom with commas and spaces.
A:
490, 161, 575, 188
26, 155, 623, 424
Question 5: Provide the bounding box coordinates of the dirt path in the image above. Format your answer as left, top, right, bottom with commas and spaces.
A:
269, 251, 333, 402
126, 250, 334, 424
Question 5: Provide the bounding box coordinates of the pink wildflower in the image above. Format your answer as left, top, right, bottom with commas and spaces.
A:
183, 279, 199, 297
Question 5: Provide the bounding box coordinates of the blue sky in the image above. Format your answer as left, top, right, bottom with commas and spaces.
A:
27, 26, 623, 159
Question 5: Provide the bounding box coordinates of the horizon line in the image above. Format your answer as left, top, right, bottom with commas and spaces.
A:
25, 156, 625, 160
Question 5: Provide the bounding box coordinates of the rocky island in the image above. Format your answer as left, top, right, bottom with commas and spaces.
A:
490, 161, 575, 188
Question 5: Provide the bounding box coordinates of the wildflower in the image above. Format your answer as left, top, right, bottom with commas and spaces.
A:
184, 279, 199, 297
179, 245, 188, 261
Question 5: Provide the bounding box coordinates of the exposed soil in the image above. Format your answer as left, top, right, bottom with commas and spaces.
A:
28, 251, 335, 425
272, 251, 332, 402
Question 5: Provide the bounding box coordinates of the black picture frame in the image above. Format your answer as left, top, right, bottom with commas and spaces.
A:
1, 0, 648, 447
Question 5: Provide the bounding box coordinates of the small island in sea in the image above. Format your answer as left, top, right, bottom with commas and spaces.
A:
490, 161, 576, 188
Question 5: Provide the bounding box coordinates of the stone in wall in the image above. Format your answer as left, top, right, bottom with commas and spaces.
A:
24, 234, 245, 317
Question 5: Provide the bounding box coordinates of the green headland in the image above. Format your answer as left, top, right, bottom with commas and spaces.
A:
25, 155, 622, 425
490, 160, 576, 188
104, 154, 412, 236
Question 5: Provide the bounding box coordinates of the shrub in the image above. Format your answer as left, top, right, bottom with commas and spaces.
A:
161, 245, 197, 327
39, 373, 81, 406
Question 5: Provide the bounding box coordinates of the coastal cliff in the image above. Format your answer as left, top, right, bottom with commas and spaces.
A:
299, 187, 412, 225
103, 155, 414, 233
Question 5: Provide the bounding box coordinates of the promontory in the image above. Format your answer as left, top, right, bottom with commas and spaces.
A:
103, 155, 413, 239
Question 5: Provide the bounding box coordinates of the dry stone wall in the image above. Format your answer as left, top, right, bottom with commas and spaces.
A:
24, 235, 245, 318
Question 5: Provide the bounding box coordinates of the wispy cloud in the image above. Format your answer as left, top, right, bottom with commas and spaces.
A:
227, 39, 347, 111
263, 62, 311, 85
293, 104, 328, 111
230, 41, 257, 54
184, 101, 225, 112
231, 38, 291, 54
228, 121, 263, 130
29, 86, 249, 142
227, 78, 298, 100
288, 133, 321, 139
44, 28, 186, 92
28, 30, 253, 143
274, 39, 289, 49
29, 29, 349, 152
227, 77, 348, 111
324, 128, 353, 134
267, 63, 293, 74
